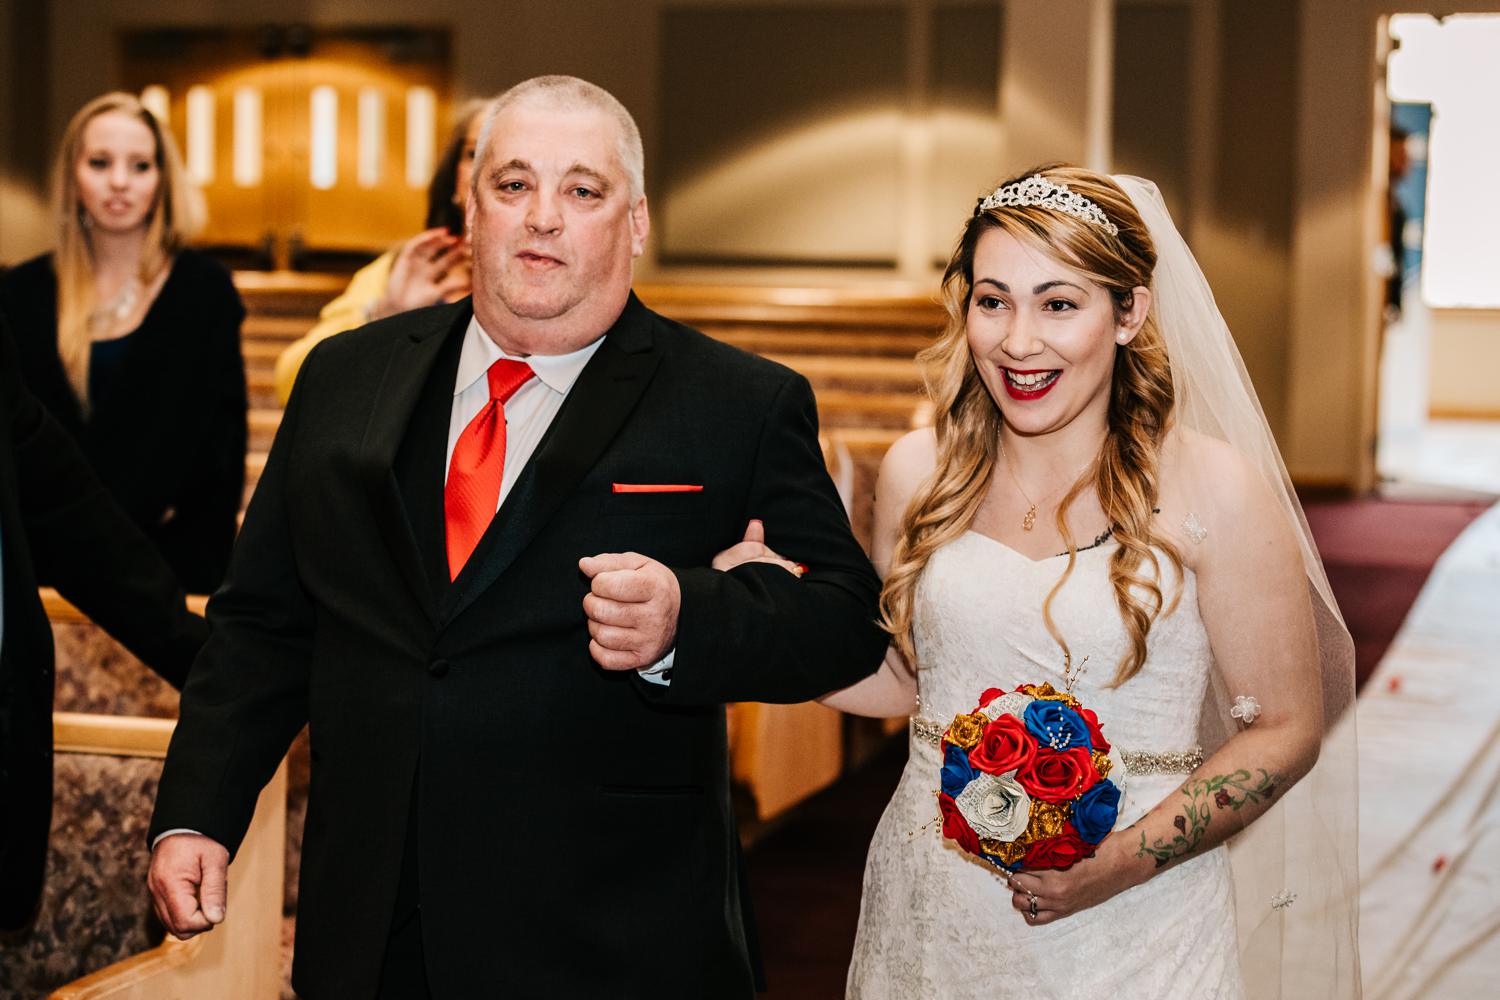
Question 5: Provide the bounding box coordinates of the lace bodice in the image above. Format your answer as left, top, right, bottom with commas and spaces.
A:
846, 532, 1244, 999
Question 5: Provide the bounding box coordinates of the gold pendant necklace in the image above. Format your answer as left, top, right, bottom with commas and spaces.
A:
1000, 441, 1094, 532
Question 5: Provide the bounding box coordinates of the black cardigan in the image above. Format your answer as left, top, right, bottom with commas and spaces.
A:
0, 250, 247, 594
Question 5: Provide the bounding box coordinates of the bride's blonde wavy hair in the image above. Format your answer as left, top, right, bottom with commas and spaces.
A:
882, 164, 1182, 686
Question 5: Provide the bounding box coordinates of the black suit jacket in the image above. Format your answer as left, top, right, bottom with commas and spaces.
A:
0, 316, 204, 931
150, 294, 887, 999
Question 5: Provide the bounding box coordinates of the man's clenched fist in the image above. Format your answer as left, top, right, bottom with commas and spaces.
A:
579, 551, 681, 670
148, 832, 230, 940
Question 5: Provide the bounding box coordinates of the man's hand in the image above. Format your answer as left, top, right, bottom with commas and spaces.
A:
711, 519, 805, 576
148, 833, 230, 940
579, 552, 682, 670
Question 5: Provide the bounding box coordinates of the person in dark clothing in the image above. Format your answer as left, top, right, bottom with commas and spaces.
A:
0, 312, 206, 931
0, 91, 247, 595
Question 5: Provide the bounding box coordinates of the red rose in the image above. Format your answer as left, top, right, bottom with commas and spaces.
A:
1022, 827, 1094, 870
938, 793, 980, 855
1016, 747, 1100, 803
977, 687, 1007, 710
968, 715, 1038, 776
1079, 708, 1110, 753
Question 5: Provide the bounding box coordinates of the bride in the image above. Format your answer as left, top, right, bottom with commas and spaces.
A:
722, 166, 1359, 998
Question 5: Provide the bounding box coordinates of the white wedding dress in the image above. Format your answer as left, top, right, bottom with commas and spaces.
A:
846, 531, 1245, 999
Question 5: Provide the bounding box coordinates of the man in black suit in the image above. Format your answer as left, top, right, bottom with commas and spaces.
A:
0, 314, 204, 931
148, 75, 886, 998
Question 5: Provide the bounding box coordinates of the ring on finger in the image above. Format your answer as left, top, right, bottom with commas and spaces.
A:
1027, 893, 1038, 920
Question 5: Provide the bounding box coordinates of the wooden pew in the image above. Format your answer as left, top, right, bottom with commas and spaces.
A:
245, 388, 925, 456
235, 276, 940, 495
244, 344, 929, 410
41, 589, 208, 624
234, 279, 944, 365
727, 700, 846, 822
0, 710, 287, 1000
48, 717, 286, 1000
29, 592, 286, 999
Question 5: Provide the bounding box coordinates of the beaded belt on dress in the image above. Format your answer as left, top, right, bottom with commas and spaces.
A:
909, 716, 1203, 775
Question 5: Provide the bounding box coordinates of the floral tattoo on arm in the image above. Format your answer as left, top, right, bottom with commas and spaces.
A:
1135, 768, 1283, 868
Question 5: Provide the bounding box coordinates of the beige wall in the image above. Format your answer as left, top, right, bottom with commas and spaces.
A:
1286, 0, 1383, 490
1428, 309, 1500, 418
1186, 0, 1300, 450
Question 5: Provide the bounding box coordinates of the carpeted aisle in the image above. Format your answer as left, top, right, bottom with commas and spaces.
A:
1301, 497, 1490, 688
746, 497, 1495, 998
1352, 503, 1500, 998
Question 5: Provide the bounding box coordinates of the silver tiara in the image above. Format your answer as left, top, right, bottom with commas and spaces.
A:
977, 174, 1119, 237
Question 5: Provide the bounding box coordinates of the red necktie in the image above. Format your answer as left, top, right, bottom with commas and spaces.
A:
444, 358, 534, 579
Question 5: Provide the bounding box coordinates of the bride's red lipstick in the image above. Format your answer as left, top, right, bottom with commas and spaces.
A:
1001, 367, 1061, 400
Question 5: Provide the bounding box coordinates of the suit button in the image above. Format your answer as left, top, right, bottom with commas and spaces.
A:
427, 659, 450, 678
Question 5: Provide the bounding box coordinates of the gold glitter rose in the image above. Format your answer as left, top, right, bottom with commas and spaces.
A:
980, 838, 1029, 866
1023, 800, 1069, 842
945, 712, 987, 750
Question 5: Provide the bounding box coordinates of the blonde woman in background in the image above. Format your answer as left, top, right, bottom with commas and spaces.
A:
272, 99, 489, 404
0, 92, 246, 594
720, 165, 1359, 999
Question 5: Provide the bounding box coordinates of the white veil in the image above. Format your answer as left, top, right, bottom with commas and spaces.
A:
1113, 175, 1361, 999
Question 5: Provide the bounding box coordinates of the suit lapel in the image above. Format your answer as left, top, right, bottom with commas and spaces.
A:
359, 302, 472, 627
443, 294, 662, 623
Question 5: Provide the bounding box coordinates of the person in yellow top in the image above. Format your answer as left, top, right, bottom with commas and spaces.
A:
273, 100, 489, 404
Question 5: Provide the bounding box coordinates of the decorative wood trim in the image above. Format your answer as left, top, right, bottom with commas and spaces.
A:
231, 271, 944, 316
47, 937, 203, 999
52, 713, 175, 758
230, 270, 346, 294
826, 426, 906, 449
654, 253, 900, 270
639, 283, 935, 309
1286, 474, 1357, 500
1428, 405, 1500, 421
40, 588, 208, 624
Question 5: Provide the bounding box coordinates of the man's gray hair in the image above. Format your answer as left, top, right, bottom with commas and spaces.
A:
472, 75, 645, 203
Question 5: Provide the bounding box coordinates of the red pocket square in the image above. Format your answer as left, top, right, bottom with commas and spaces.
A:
611, 483, 704, 493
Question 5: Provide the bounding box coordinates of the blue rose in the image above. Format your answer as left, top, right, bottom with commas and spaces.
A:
941, 745, 978, 798
1023, 701, 1092, 753
1072, 779, 1122, 843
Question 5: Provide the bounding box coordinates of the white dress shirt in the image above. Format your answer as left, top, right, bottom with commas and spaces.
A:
446, 315, 601, 510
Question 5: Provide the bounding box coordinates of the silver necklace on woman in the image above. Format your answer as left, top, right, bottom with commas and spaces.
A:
88, 275, 144, 337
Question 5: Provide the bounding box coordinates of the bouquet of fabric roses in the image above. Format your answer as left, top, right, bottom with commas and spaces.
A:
938, 683, 1126, 871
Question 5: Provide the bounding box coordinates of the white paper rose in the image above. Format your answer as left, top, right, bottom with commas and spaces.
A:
981, 691, 1035, 722
954, 770, 1032, 840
